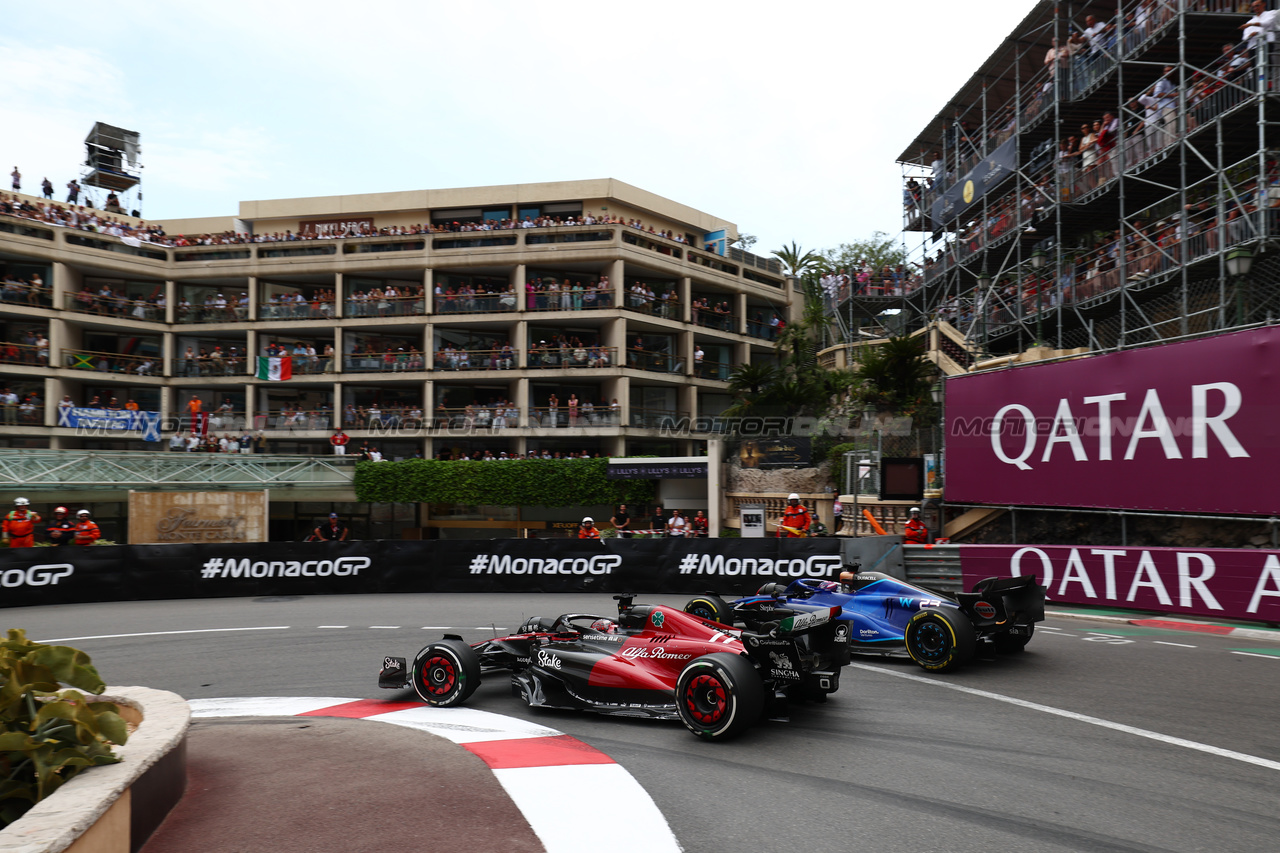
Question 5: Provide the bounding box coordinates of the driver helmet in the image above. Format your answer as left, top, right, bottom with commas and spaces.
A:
817, 580, 841, 592
14, 497, 29, 507
581, 516, 593, 524
77, 509, 91, 518
787, 493, 800, 503
53, 506, 68, 515
909, 507, 921, 515
590, 618, 618, 634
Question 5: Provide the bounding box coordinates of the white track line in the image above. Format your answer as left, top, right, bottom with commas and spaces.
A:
849, 663, 1280, 772
39, 626, 290, 643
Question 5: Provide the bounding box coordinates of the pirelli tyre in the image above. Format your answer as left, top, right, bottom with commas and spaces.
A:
675, 652, 764, 741
684, 594, 732, 625
904, 608, 977, 673
412, 639, 481, 706
993, 623, 1034, 653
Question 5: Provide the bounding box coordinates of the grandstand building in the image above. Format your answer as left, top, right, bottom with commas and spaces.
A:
0, 178, 790, 457
0, 179, 791, 539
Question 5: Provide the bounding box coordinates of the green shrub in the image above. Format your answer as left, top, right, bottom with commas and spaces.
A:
354, 457, 655, 506
0, 629, 128, 827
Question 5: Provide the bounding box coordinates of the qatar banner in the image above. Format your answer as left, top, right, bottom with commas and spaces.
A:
945, 327, 1280, 515
960, 545, 1280, 624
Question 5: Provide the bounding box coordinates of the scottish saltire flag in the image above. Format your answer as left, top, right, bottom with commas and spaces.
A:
256, 356, 292, 381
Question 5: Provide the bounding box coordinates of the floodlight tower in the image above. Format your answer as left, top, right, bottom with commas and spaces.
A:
80, 122, 142, 216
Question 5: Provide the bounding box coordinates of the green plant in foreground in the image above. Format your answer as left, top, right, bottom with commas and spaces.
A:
0, 628, 128, 827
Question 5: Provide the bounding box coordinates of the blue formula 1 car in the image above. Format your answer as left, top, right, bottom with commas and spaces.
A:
684, 569, 1046, 673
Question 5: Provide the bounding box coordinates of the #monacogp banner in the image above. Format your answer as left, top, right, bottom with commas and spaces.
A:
0, 538, 844, 609
945, 326, 1280, 515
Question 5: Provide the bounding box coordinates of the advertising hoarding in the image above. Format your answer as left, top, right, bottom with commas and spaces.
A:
945, 327, 1280, 515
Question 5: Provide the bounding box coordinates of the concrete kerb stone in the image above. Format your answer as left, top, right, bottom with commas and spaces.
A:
0, 686, 190, 853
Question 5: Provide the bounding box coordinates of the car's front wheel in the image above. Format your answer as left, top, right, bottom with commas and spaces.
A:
905, 608, 976, 673
684, 594, 732, 625
675, 653, 763, 741
412, 639, 481, 706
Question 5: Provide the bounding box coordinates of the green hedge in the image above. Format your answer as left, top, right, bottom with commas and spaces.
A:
354, 458, 656, 507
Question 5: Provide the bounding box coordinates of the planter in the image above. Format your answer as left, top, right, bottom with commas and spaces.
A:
0, 687, 190, 853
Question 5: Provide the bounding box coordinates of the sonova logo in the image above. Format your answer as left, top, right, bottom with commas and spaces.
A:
0, 564, 74, 588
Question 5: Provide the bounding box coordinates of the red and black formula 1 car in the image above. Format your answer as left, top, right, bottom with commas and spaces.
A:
378, 594, 850, 741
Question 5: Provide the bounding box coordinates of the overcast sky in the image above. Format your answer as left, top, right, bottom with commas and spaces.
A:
3, 1, 1018, 255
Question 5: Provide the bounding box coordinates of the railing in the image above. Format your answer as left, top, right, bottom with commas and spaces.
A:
432, 292, 517, 314
65, 292, 163, 320
525, 288, 614, 311
0, 341, 48, 366
341, 408, 428, 429
527, 346, 614, 369
171, 354, 250, 377
257, 300, 336, 320
344, 351, 425, 372
629, 407, 685, 429
175, 304, 244, 324
624, 347, 685, 375
344, 294, 425, 317
253, 410, 333, 430
744, 318, 779, 340
1, 283, 52, 307
64, 349, 158, 375
0, 404, 43, 426
695, 358, 733, 381
621, 294, 680, 319
691, 306, 736, 331
431, 348, 513, 370
528, 405, 617, 428
431, 406, 522, 429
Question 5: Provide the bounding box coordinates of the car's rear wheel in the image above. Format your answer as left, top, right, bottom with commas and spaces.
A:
684, 594, 731, 624
905, 608, 976, 673
993, 624, 1034, 653
412, 639, 481, 706
676, 653, 763, 741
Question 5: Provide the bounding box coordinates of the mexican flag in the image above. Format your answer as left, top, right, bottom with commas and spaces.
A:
256, 356, 292, 381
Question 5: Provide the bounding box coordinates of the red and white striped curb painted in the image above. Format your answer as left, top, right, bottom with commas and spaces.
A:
188, 697, 682, 853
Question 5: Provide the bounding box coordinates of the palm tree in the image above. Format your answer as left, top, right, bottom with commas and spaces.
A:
772, 241, 824, 278
853, 335, 935, 413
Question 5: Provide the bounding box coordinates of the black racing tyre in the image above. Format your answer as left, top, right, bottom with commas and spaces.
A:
684, 594, 732, 625
993, 624, 1034, 653
675, 653, 764, 741
412, 639, 481, 706
904, 608, 977, 673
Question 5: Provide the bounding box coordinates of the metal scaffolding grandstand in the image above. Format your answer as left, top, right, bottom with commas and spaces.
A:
846, 0, 1280, 358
